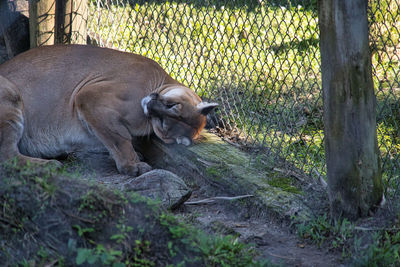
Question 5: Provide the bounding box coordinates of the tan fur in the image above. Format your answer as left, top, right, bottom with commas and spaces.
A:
0, 45, 217, 176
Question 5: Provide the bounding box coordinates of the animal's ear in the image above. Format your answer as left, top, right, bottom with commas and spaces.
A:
197, 102, 218, 115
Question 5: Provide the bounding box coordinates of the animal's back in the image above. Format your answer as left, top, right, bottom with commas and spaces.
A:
0, 45, 174, 99
0, 45, 175, 158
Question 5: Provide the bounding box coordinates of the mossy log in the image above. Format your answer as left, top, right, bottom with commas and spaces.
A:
136, 131, 320, 222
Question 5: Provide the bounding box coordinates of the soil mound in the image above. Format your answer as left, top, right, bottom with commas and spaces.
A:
0, 162, 260, 266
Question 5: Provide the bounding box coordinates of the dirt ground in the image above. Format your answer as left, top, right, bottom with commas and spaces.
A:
72, 149, 346, 266
176, 186, 344, 267
7, 138, 393, 266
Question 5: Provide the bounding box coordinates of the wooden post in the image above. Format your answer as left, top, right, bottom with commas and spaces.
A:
29, 0, 87, 48
55, 0, 88, 44
29, 0, 56, 47
319, 0, 383, 219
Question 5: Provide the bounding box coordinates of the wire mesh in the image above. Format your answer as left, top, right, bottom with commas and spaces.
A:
87, 0, 399, 195
369, 0, 400, 199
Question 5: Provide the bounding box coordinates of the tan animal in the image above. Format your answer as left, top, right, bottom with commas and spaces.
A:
0, 45, 217, 176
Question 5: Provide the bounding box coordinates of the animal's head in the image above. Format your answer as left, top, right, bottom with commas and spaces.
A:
141, 87, 218, 146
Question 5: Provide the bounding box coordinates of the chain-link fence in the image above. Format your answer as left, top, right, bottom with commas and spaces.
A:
369, 0, 400, 199
87, 0, 399, 197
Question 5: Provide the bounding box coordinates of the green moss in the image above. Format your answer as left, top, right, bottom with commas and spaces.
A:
187, 132, 313, 221
205, 163, 230, 180
267, 177, 302, 194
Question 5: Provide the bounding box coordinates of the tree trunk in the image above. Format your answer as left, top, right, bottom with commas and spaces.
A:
29, 0, 87, 48
318, 0, 383, 219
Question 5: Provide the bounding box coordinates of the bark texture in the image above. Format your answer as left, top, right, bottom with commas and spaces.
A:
29, 0, 56, 47
318, 0, 383, 219
29, 0, 87, 47
55, 0, 88, 44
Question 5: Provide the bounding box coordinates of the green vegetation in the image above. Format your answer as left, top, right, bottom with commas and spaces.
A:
267, 176, 301, 194
370, 0, 400, 89
0, 160, 268, 266
353, 228, 400, 267
296, 214, 354, 254
159, 213, 272, 267
295, 213, 400, 266
369, 0, 400, 198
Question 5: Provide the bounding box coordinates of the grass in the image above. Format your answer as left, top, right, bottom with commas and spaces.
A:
353, 229, 400, 267
295, 213, 400, 265
88, 0, 399, 192
296, 214, 354, 252
159, 213, 273, 267
369, 0, 400, 197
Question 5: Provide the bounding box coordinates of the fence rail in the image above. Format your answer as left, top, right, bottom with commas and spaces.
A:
87, 0, 399, 198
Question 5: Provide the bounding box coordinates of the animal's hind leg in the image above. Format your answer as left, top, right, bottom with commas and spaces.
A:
0, 76, 61, 168
0, 75, 25, 162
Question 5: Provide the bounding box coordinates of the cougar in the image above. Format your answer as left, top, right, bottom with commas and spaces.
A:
0, 45, 218, 176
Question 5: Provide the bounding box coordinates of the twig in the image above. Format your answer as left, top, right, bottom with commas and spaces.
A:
185, 195, 254, 205
62, 211, 95, 224
273, 167, 304, 182
45, 259, 59, 267
197, 158, 216, 167
222, 137, 243, 148
0, 216, 20, 229
354, 226, 400, 231
267, 251, 296, 260
314, 169, 328, 189
379, 194, 386, 207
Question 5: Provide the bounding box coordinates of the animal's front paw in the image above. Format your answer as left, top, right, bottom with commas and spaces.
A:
17, 155, 63, 169
118, 162, 152, 177
134, 162, 152, 176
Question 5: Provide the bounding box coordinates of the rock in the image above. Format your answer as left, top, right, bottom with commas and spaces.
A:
0, 1, 30, 64
120, 169, 192, 210
63, 152, 192, 210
